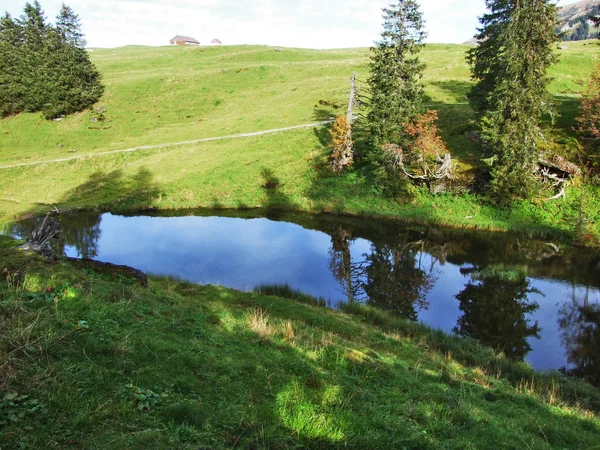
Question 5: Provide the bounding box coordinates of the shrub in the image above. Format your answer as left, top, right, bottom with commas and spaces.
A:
329, 115, 353, 173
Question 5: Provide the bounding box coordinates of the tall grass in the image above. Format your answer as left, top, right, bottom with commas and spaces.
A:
254, 283, 328, 307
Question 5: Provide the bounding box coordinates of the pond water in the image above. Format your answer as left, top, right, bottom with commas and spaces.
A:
11, 210, 600, 383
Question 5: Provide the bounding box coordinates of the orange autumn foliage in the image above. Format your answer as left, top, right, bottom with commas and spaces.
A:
329, 115, 353, 173
405, 109, 448, 161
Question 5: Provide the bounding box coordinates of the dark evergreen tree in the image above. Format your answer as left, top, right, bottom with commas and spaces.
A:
365, 0, 426, 196
0, 13, 25, 116
43, 29, 103, 118
0, 1, 103, 119
467, 0, 558, 200
55, 3, 85, 47
18, 1, 51, 113
367, 0, 426, 145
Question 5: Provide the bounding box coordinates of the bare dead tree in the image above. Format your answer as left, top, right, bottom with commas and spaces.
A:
18, 214, 61, 258
331, 73, 357, 173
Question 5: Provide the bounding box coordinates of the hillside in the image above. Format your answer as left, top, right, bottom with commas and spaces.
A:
558, 0, 600, 41
464, 0, 600, 43
0, 43, 599, 243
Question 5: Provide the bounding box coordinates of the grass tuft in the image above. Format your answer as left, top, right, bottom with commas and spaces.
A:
254, 283, 328, 307
246, 307, 273, 338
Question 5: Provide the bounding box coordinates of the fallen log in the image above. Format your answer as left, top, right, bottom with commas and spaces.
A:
538, 154, 582, 177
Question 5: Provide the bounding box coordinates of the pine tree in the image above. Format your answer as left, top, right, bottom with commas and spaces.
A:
467, 0, 558, 200
365, 0, 427, 196
55, 3, 85, 47
0, 1, 103, 119
0, 13, 25, 116
367, 0, 426, 145
43, 5, 103, 119
18, 1, 51, 113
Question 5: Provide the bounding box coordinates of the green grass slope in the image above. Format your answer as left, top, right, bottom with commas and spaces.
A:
0, 43, 599, 242
1, 238, 599, 449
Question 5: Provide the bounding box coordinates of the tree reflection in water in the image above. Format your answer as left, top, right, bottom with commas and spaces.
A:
454, 265, 541, 360
328, 226, 362, 303
362, 242, 436, 320
11, 211, 102, 259
54, 212, 102, 259
328, 228, 438, 320
559, 291, 600, 386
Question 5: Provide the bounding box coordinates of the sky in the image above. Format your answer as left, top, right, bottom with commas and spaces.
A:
2, 0, 577, 49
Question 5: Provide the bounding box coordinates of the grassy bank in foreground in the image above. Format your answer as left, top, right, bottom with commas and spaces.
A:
1, 237, 599, 449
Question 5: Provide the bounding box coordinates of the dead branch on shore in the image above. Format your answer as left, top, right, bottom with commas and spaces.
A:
18, 214, 61, 258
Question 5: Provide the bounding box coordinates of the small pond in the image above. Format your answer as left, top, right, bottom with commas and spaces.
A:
11, 210, 600, 382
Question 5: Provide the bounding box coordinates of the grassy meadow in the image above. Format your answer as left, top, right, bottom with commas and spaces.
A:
0, 42, 599, 238
1, 237, 599, 449
1, 42, 600, 448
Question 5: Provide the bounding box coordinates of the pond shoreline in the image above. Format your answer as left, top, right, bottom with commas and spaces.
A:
5, 201, 594, 248
10, 209, 600, 377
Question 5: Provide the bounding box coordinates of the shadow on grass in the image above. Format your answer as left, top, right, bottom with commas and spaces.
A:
11, 167, 161, 259
261, 167, 295, 209
551, 95, 583, 138
312, 107, 337, 122
428, 80, 473, 104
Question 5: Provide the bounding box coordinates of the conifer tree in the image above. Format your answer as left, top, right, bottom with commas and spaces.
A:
0, 13, 25, 116
467, 0, 558, 200
0, 1, 103, 119
56, 3, 85, 47
367, 0, 426, 145
19, 1, 50, 112
365, 0, 427, 196
43, 4, 103, 118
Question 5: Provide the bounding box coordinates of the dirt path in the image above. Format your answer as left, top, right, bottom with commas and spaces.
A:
0, 120, 332, 170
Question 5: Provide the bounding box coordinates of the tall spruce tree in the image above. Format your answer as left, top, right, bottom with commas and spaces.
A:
18, 1, 51, 113
55, 3, 85, 47
0, 13, 25, 116
0, 1, 103, 119
367, 0, 426, 145
43, 4, 103, 119
467, 0, 558, 200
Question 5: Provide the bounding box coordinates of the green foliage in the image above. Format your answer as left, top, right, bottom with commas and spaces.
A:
366, 0, 426, 145
366, 0, 426, 195
0, 392, 44, 428
27, 281, 77, 303
0, 1, 103, 119
122, 384, 164, 412
0, 13, 25, 117
468, 0, 558, 201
